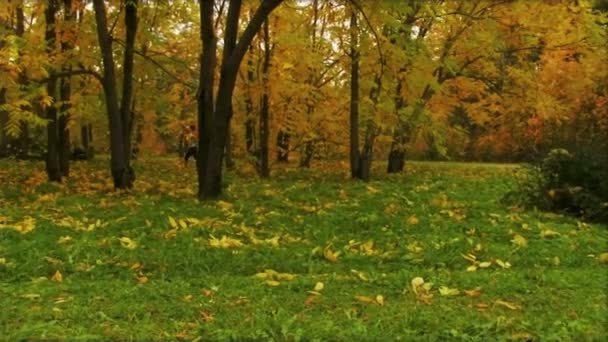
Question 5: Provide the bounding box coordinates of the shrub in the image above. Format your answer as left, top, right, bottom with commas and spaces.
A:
504, 148, 608, 223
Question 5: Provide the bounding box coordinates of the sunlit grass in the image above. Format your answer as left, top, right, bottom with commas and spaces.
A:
0, 157, 606, 340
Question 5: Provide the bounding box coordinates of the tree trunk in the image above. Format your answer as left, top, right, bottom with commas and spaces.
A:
387, 146, 406, 173
93, 0, 132, 189
349, 9, 360, 179
58, 78, 70, 175
198, 0, 283, 199
0, 88, 7, 155
196, 0, 218, 196
387, 81, 408, 174
276, 129, 289, 162
45, 0, 61, 181
258, 19, 271, 178
119, 0, 138, 182
299, 141, 314, 168
225, 120, 235, 169
244, 46, 256, 155
58, 0, 75, 177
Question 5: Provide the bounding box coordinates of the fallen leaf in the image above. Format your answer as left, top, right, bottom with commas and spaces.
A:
20, 293, 41, 300
57, 236, 73, 244
118, 237, 138, 250
50, 270, 63, 283
598, 252, 608, 264
540, 229, 560, 238
136, 275, 149, 284
314, 282, 324, 292
265, 280, 280, 287
323, 247, 340, 262
495, 259, 512, 269
478, 261, 492, 268
511, 234, 528, 247
375, 294, 385, 306
200, 310, 214, 322
495, 299, 522, 310
304, 295, 318, 305
355, 295, 376, 304
466, 265, 478, 272
439, 286, 460, 296
208, 235, 243, 249
168, 216, 178, 229
406, 215, 419, 225
351, 269, 369, 281
464, 287, 482, 297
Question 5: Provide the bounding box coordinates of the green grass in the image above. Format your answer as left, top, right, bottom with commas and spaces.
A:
1, 157, 606, 341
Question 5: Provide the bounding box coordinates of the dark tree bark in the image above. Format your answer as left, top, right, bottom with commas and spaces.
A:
45, 0, 61, 181
58, 0, 74, 177
276, 129, 289, 162
258, 18, 271, 178
244, 46, 256, 155
196, 0, 218, 196
225, 121, 235, 169
387, 85, 408, 174
299, 131, 314, 168
0, 88, 7, 155
120, 0, 138, 172
349, 9, 360, 179
93, 0, 137, 189
197, 0, 283, 199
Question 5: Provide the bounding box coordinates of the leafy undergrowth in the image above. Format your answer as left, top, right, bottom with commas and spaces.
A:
1, 157, 607, 341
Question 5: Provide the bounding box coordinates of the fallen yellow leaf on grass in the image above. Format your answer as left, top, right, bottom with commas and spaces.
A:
323, 247, 340, 262
406, 215, 419, 225
217, 200, 234, 211
511, 234, 528, 247
57, 236, 72, 244
351, 269, 369, 281
20, 293, 41, 300
314, 282, 325, 292
118, 237, 138, 250
495, 259, 512, 269
168, 216, 178, 229
464, 287, 482, 297
598, 252, 608, 264
136, 275, 149, 284
478, 261, 492, 268
50, 270, 63, 283
355, 295, 376, 304
208, 235, 243, 248
375, 294, 385, 306
265, 280, 281, 287
439, 286, 460, 296
540, 229, 560, 238
495, 299, 522, 310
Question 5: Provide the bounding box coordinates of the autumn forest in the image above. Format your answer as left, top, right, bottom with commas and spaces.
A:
1, 0, 607, 340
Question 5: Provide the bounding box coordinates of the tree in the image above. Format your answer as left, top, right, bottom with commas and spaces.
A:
197, 0, 283, 199
92, 0, 138, 189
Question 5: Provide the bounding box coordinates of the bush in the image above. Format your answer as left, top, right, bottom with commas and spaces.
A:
504, 148, 608, 223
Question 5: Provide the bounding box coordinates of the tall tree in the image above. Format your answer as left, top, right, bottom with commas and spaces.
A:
197, 0, 283, 199
92, 0, 138, 189
45, 0, 62, 181
258, 18, 271, 178
58, 0, 75, 176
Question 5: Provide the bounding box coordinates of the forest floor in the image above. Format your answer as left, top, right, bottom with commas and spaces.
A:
0, 157, 606, 341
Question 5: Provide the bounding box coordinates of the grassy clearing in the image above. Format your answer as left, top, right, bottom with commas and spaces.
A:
0, 157, 606, 341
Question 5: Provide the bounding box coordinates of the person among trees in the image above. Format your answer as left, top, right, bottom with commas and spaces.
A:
184, 124, 198, 166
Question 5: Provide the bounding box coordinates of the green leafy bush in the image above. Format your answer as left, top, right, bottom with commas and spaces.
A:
505, 148, 608, 223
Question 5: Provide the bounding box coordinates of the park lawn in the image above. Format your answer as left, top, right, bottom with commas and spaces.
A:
0, 157, 606, 341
